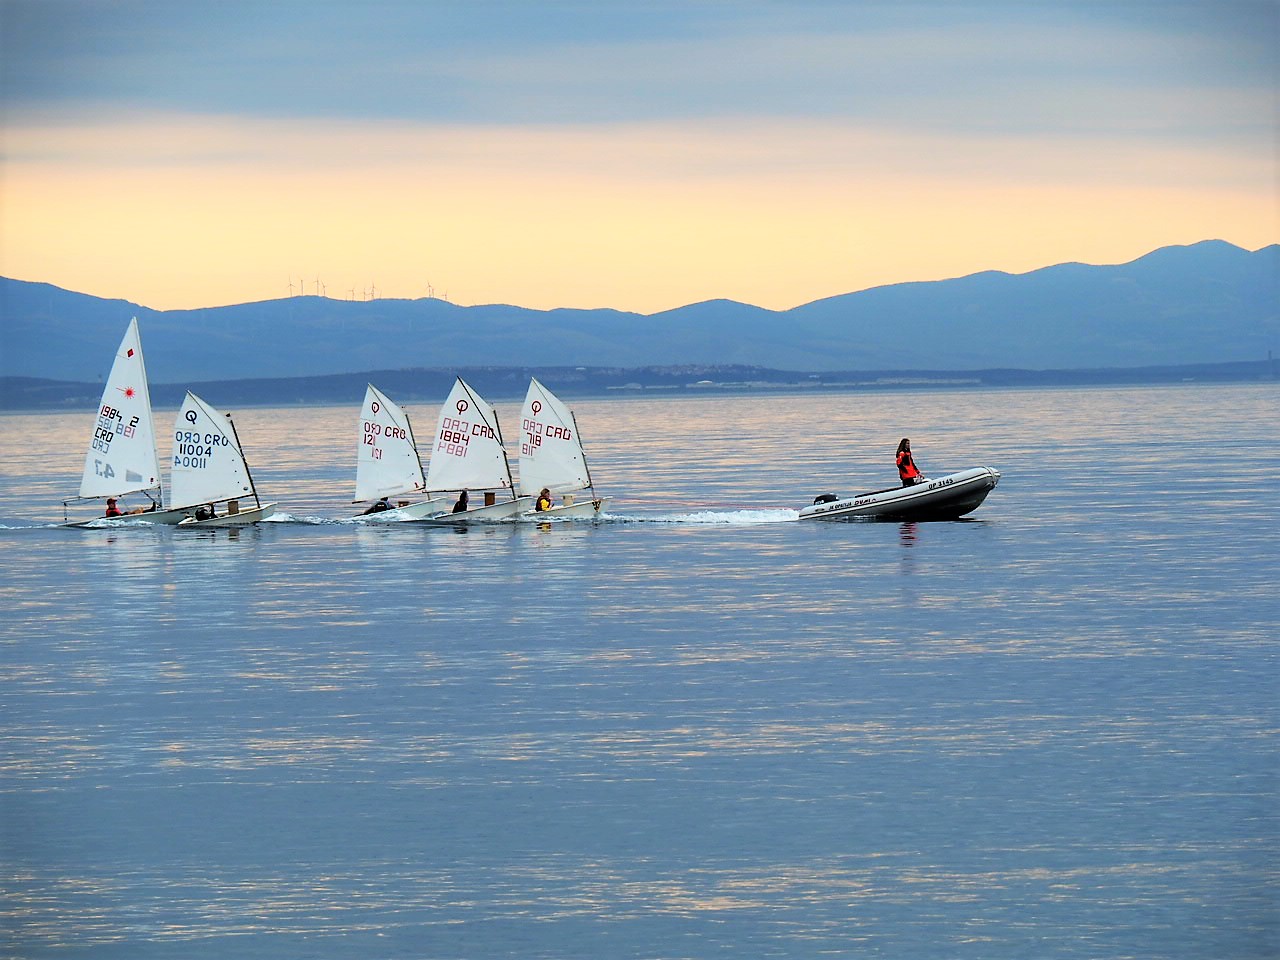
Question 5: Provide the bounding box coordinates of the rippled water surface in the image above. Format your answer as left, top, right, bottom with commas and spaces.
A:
1, 384, 1276, 959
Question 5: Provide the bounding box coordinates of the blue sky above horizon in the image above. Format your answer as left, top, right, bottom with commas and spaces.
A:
2, 0, 1276, 312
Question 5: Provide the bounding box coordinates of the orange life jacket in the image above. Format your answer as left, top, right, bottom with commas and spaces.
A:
897, 450, 921, 482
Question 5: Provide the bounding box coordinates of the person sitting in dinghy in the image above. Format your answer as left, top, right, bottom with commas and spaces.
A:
104, 497, 148, 517
194, 504, 217, 521
535, 488, 553, 512
362, 497, 393, 515
452, 490, 469, 514
896, 438, 926, 487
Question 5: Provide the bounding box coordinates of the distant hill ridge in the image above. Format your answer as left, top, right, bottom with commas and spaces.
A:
3, 358, 1276, 413
2, 240, 1276, 383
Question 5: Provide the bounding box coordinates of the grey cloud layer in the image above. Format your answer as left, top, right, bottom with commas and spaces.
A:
3, 0, 1275, 147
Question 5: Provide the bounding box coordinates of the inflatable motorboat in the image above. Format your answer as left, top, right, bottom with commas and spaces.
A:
798, 467, 1001, 522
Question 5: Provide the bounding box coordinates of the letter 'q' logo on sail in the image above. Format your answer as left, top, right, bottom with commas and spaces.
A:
531, 401, 542, 415
185, 410, 198, 423
371, 401, 380, 415
456, 400, 470, 415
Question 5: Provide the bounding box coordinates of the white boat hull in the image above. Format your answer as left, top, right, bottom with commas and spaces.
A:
65, 505, 195, 527
424, 496, 534, 524
350, 496, 451, 521
521, 497, 610, 521
798, 467, 1000, 521
177, 502, 277, 528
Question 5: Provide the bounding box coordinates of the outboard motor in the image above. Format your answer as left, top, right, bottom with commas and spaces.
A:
813, 493, 839, 504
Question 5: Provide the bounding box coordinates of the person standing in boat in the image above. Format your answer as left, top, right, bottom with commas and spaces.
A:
896, 438, 924, 486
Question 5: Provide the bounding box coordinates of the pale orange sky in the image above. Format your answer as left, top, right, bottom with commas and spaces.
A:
2, 2, 1276, 313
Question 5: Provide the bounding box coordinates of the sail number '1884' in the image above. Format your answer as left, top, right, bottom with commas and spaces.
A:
437, 417, 494, 457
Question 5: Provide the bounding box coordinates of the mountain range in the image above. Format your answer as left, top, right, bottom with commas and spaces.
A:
2, 240, 1276, 384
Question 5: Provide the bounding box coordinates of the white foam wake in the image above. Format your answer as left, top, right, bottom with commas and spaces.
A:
612, 508, 799, 525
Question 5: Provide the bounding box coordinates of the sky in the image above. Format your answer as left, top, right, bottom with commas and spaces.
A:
1, 0, 1276, 314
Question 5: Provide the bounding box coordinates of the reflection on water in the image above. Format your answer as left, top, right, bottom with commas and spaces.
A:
0, 385, 1276, 958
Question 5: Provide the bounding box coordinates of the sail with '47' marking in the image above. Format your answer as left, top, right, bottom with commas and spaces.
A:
79, 318, 162, 500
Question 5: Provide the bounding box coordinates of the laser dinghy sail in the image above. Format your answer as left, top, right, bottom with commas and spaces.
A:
423, 378, 532, 522
350, 384, 448, 520
63, 318, 190, 525
171, 392, 277, 526
516, 378, 609, 519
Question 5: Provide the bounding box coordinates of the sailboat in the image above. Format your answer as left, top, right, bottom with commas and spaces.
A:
349, 384, 449, 520
516, 378, 609, 519
422, 377, 532, 522
171, 392, 277, 526
63, 318, 191, 526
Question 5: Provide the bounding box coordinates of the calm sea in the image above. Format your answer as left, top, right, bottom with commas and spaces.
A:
1, 384, 1276, 960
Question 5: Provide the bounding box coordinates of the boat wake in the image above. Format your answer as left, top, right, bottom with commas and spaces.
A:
608, 508, 799, 525
223, 508, 802, 527
261, 512, 341, 525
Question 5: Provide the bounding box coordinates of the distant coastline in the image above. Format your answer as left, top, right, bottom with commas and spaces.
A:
2, 360, 1274, 412
5, 242, 1277, 384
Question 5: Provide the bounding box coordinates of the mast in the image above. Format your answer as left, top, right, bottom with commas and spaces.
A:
492, 410, 518, 500
403, 410, 426, 490
570, 409, 597, 498
131, 319, 165, 508
224, 412, 263, 509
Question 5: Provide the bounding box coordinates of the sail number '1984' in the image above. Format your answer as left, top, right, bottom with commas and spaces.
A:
91, 405, 139, 454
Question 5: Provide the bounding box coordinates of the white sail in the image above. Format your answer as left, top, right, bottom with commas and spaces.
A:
425, 378, 514, 493
169, 392, 256, 508
355, 384, 427, 501
79, 318, 162, 499
517, 378, 593, 496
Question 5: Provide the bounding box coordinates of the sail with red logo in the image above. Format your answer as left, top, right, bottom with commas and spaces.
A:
63, 318, 191, 525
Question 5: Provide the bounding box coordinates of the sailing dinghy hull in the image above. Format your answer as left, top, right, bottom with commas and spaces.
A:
522, 497, 610, 521
798, 467, 1000, 521
350, 497, 451, 522
425, 496, 535, 524
65, 505, 194, 528
177, 503, 277, 528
